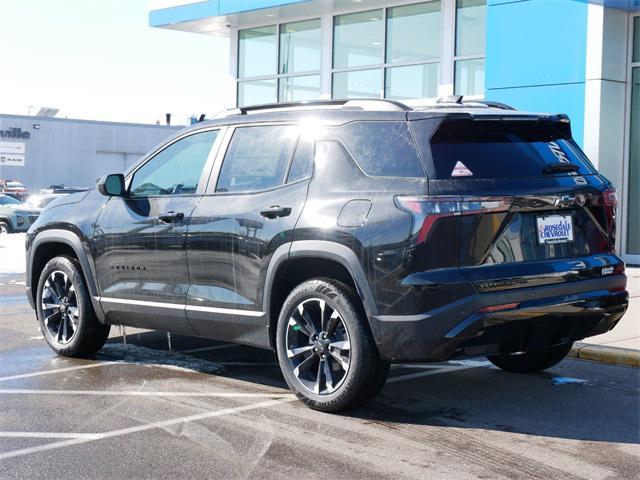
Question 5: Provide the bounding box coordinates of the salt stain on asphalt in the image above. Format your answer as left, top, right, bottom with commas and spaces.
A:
552, 376, 588, 386
97, 343, 224, 374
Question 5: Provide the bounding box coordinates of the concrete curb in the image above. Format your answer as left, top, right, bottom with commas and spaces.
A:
569, 342, 640, 368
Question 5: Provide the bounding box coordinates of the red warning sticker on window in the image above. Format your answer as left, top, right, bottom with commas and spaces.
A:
451, 161, 473, 177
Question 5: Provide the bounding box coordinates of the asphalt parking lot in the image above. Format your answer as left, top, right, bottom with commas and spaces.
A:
0, 272, 639, 480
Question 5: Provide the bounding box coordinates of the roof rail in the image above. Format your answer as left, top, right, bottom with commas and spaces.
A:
214, 98, 411, 118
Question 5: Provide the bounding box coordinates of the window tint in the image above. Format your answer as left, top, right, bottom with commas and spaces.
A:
287, 137, 314, 183
337, 121, 424, 177
216, 126, 298, 193
424, 119, 595, 179
129, 130, 218, 197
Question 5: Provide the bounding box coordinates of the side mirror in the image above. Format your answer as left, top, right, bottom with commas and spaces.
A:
97, 173, 126, 197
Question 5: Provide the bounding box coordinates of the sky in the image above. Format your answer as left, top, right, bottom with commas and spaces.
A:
0, 0, 232, 125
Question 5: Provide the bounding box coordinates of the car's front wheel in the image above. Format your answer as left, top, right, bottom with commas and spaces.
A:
276, 278, 389, 412
36, 256, 110, 357
486, 342, 574, 373
0, 221, 10, 234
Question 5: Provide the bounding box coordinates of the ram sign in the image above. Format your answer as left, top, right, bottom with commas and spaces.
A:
0, 142, 25, 167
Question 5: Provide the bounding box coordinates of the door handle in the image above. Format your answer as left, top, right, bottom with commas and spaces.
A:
260, 206, 292, 219
158, 211, 184, 223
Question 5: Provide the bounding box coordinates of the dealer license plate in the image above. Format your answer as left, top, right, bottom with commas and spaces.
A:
537, 215, 574, 244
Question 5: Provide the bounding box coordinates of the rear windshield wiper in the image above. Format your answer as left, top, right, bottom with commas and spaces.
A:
542, 163, 580, 174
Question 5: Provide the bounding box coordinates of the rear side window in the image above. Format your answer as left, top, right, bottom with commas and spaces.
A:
337, 121, 424, 177
287, 137, 314, 183
420, 119, 595, 179
216, 125, 298, 193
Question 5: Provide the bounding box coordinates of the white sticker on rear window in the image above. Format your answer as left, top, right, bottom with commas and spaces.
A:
451, 161, 473, 177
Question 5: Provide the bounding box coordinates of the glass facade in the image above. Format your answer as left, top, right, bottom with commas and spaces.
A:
279, 19, 321, 74
333, 69, 382, 99
279, 74, 321, 102
385, 63, 439, 100
628, 18, 640, 255
386, 2, 441, 63
455, 58, 485, 96
454, 0, 486, 96
238, 26, 277, 78
634, 16, 639, 63
237, 20, 321, 106
236, 0, 486, 105
333, 10, 383, 68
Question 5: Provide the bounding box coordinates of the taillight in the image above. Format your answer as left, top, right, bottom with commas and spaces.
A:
603, 188, 618, 207
395, 195, 513, 244
602, 188, 617, 250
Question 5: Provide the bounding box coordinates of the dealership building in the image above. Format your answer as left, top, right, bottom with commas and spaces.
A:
149, 0, 640, 263
0, 114, 179, 193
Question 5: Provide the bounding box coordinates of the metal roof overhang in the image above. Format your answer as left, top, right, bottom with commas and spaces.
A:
149, 0, 640, 37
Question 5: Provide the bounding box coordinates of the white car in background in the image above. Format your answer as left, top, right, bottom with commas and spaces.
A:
0, 194, 40, 234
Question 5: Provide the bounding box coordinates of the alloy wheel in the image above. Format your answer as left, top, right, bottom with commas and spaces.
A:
285, 298, 351, 395
41, 270, 79, 345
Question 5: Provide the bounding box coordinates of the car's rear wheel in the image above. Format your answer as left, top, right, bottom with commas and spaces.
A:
276, 278, 388, 412
36, 256, 110, 357
486, 342, 574, 373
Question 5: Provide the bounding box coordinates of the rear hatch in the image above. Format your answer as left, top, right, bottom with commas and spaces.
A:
402, 114, 622, 291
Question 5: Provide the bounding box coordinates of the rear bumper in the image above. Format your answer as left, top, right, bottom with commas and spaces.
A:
369, 274, 628, 362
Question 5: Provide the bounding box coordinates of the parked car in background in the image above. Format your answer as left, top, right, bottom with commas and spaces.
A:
39, 185, 90, 195
0, 194, 40, 233
0, 180, 28, 201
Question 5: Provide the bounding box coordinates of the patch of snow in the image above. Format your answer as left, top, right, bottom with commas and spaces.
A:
0, 233, 27, 275
28, 335, 45, 341
447, 359, 492, 367
552, 376, 588, 386
97, 343, 223, 375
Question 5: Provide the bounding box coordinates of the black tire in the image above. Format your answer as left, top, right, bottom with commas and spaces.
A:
276, 278, 388, 412
0, 221, 10, 234
486, 342, 574, 373
36, 255, 110, 357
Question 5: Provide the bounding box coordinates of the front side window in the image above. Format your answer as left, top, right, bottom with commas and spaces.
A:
129, 130, 218, 197
216, 126, 298, 193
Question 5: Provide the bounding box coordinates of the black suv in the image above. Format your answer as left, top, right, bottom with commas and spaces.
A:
26, 98, 629, 411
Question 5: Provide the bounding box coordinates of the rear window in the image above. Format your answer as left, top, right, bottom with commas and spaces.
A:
337, 121, 425, 177
422, 119, 595, 179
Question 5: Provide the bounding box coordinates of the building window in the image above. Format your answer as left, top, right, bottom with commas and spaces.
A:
332, 2, 442, 100
235, 0, 487, 105
237, 19, 321, 106
454, 0, 486, 96
627, 15, 640, 256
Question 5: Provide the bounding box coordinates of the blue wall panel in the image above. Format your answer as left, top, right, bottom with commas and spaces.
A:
486, 83, 586, 144
485, 0, 589, 145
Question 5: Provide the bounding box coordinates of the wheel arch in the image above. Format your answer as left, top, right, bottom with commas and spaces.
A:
264, 240, 378, 350
28, 230, 105, 320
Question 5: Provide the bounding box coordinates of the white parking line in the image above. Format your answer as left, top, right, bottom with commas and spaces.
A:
0, 389, 294, 398
0, 362, 111, 383
0, 432, 101, 439
0, 397, 296, 461
387, 365, 479, 383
